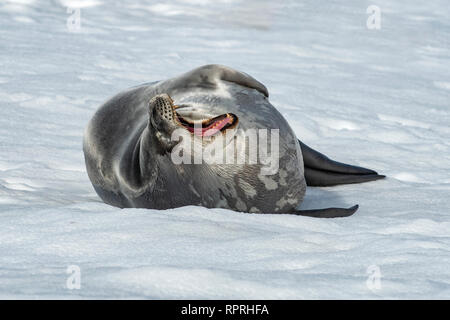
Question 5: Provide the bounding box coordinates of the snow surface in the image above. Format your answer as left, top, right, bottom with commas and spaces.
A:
1, 0, 449, 299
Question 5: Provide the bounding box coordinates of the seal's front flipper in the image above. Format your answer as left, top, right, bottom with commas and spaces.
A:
292, 204, 359, 218
299, 140, 385, 186
217, 65, 269, 97
169, 64, 269, 97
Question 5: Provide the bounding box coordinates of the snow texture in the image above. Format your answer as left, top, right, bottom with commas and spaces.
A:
0, 0, 449, 299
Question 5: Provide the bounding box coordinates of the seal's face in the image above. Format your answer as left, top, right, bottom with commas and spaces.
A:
149, 93, 239, 142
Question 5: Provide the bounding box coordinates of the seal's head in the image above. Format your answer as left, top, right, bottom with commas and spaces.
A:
149, 93, 239, 148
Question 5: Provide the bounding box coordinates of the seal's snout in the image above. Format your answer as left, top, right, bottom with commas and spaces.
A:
149, 93, 176, 123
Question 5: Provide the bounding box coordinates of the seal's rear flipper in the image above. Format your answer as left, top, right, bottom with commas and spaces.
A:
292, 204, 359, 218
305, 168, 385, 187
299, 140, 385, 186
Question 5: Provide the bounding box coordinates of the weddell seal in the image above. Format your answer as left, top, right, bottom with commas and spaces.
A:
83, 65, 384, 218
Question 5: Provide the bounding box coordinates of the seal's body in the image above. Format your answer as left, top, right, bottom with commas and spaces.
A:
84, 65, 384, 218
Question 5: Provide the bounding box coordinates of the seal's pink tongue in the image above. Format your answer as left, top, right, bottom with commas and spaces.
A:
186, 116, 233, 137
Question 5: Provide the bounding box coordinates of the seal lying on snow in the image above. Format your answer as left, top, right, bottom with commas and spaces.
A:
83, 64, 384, 218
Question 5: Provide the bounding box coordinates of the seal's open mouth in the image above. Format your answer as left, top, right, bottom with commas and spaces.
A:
175, 112, 237, 137
151, 93, 238, 137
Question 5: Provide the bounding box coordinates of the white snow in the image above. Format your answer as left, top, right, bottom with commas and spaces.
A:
1, 0, 449, 299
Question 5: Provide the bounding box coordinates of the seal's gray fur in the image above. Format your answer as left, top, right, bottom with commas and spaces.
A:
83, 65, 384, 217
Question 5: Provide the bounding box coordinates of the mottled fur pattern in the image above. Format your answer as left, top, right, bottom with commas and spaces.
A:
84, 65, 305, 213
